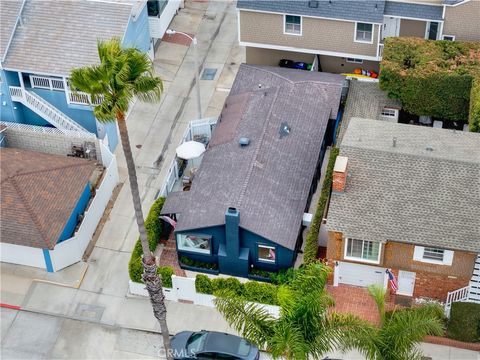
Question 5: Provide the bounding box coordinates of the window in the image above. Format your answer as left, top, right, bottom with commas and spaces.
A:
345, 239, 381, 263
427, 22, 439, 40
423, 247, 445, 261
284, 15, 302, 35
258, 245, 276, 263
346, 58, 364, 64
177, 234, 211, 254
355, 23, 373, 43
442, 35, 455, 41
413, 246, 454, 265
381, 107, 398, 118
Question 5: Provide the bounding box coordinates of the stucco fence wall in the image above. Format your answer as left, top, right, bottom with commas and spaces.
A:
129, 276, 281, 318
0, 142, 119, 271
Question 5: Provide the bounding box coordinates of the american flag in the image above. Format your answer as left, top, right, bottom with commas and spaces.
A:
386, 269, 398, 293
159, 215, 177, 228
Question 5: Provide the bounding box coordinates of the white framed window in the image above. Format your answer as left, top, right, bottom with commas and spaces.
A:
413, 246, 454, 266
426, 21, 440, 40
355, 22, 374, 43
176, 234, 211, 254
344, 238, 381, 264
381, 107, 399, 118
258, 244, 276, 263
346, 58, 364, 64
442, 35, 455, 41
284, 15, 302, 35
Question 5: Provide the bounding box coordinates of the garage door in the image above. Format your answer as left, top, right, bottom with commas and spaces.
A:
338, 262, 385, 287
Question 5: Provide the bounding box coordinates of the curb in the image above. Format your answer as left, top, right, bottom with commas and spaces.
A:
0, 303, 21, 310
424, 335, 480, 351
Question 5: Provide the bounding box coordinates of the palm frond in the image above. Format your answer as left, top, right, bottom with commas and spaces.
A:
322, 312, 379, 360
368, 284, 387, 324
213, 293, 275, 349
133, 75, 163, 102
268, 320, 309, 359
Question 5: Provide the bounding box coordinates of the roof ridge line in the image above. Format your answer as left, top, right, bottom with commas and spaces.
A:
342, 144, 480, 165
237, 87, 280, 207
1, 160, 95, 184
9, 177, 52, 249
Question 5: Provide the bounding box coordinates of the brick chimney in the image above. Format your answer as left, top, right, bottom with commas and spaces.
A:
332, 156, 348, 192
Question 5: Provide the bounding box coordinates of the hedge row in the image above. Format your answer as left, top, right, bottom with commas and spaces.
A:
469, 78, 480, 132
303, 147, 339, 264
379, 37, 480, 129
128, 197, 174, 286
447, 302, 480, 343
195, 275, 278, 305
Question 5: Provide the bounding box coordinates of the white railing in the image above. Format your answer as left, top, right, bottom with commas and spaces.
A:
67, 90, 103, 106
30, 75, 65, 91
444, 285, 470, 317
158, 117, 218, 197
49, 142, 119, 271
9, 86, 88, 133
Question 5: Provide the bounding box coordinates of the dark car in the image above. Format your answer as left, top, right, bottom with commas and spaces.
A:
171, 331, 260, 359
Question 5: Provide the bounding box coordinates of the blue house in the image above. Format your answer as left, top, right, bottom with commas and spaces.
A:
0, 0, 152, 151
161, 65, 344, 278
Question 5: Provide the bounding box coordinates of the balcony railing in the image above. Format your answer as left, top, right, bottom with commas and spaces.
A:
67, 91, 103, 106
30, 75, 65, 91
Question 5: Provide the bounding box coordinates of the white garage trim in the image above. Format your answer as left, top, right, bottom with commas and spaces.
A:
335, 261, 387, 288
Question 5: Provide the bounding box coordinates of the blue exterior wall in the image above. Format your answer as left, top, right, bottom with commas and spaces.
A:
57, 182, 92, 243
0, 70, 24, 123
104, 122, 119, 151
175, 221, 296, 278
122, 4, 151, 52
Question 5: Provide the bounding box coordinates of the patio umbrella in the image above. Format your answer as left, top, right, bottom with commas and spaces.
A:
176, 140, 206, 160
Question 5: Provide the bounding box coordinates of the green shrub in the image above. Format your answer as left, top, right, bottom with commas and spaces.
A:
195, 275, 279, 305
304, 147, 339, 264
270, 268, 295, 285
128, 254, 143, 283
157, 266, 174, 288
195, 274, 213, 294
469, 78, 480, 132
243, 281, 278, 305
447, 302, 480, 343
212, 277, 244, 297
145, 197, 166, 250
379, 37, 480, 128
128, 197, 166, 282
179, 256, 218, 270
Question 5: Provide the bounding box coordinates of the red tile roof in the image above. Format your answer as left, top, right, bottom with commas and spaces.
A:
0, 148, 95, 249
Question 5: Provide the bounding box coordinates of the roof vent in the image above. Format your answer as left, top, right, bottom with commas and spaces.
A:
258, 84, 262, 89
392, 137, 397, 147
279, 122, 291, 139
239, 137, 250, 146
308, 0, 319, 8
426, 146, 434, 151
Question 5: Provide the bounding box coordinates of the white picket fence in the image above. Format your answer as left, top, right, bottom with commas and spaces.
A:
49, 142, 119, 271
129, 275, 281, 318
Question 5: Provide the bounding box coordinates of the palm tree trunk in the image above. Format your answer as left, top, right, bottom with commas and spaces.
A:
117, 113, 172, 359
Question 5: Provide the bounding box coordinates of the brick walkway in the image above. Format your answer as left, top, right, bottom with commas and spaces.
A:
158, 231, 186, 277
327, 284, 395, 324
161, 32, 195, 46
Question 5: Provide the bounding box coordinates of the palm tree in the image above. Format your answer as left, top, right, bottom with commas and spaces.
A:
363, 284, 444, 360
70, 38, 172, 357
214, 262, 376, 359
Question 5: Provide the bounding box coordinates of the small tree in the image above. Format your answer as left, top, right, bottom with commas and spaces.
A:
70, 38, 172, 358
214, 263, 375, 359
364, 285, 444, 360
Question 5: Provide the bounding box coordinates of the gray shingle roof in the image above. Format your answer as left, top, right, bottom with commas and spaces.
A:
237, 0, 386, 24
0, 0, 22, 61
327, 118, 480, 253
384, 1, 444, 21
2, 0, 134, 75
162, 65, 344, 250
339, 80, 401, 144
